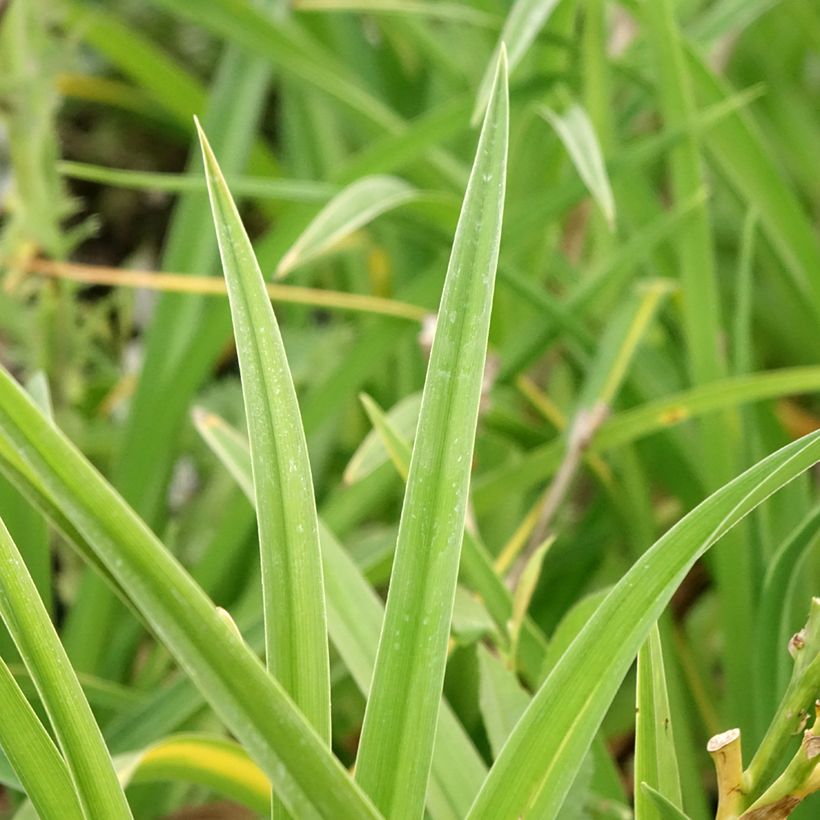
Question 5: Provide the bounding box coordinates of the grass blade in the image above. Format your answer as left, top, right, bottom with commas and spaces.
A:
193, 408, 488, 818
353, 48, 509, 817
276, 175, 418, 277
0, 367, 379, 819
640, 784, 693, 820
344, 392, 422, 484
349, 392, 549, 684
471, 0, 561, 124
59, 161, 336, 202
635, 624, 683, 819
196, 122, 331, 748
477, 646, 530, 759
0, 518, 132, 818
540, 102, 616, 229
0, 660, 84, 820
467, 431, 820, 818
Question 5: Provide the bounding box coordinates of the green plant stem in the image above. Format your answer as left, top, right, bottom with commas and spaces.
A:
743, 598, 820, 801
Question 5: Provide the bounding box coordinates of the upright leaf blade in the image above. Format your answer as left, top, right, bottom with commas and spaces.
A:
634, 624, 683, 819
471, 0, 562, 123
197, 121, 331, 747
467, 431, 820, 818
354, 49, 509, 818
541, 103, 616, 229
0, 518, 132, 818
0, 368, 379, 820
0, 660, 84, 820
193, 408, 488, 819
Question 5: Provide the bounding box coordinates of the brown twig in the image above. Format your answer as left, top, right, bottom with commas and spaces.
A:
19, 257, 429, 322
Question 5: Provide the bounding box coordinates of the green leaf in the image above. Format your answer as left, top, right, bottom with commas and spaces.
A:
353, 48, 509, 818
357, 393, 414, 482
0, 518, 132, 817
471, 0, 562, 124
634, 624, 683, 819
345, 392, 423, 484
0, 660, 84, 820
276, 175, 419, 276
59, 161, 336, 202
477, 647, 530, 759
540, 102, 616, 229
346, 387, 549, 684
193, 408, 487, 819
197, 120, 332, 749
0, 368, 379, 819
64, 0, 282, 679
640, 784, 693, 820
466, 430, 820, 818
509, 538, 551, 663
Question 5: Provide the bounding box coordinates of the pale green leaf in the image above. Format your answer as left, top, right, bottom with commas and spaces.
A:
477, 646, 530, 759
471, 0, 562, 124
640, 784, 693, 820
193, 408, 487, 819
541, 103, 616, 229
58, 160, 336, 202
0, 519, 131, 818
197, 120, 331, 746
634, 624, 683, 819
344, 392, 422, 484
276, 175, 419, 276
467, 431, 820, 817
353, 48, 509, 818
0, 660, 83, 820
0, 367, 379, 819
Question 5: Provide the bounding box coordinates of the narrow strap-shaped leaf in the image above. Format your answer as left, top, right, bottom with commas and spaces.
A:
0, 518, 132, 818
59, 160, 336, 202
0, 368, 380, 820
348, 393, 549, 682
193, 408, 488, 819
471, 0, 562, 124
634, 624, 683, 819
0, 660, 84, 820
640, 784, 693, 820
276, 175, 418, 277
477, 647, 530, 760
197, 120, 331, 747
344, 392, 422, 484
466, 430, 820, 818
540, 102, 615, 229
353, 48, 509, 818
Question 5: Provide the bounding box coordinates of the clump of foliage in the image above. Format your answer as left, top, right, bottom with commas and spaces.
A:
0, 1, 818, 818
